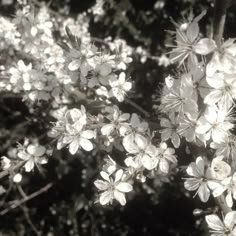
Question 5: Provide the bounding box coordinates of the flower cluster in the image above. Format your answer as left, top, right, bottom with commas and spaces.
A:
163, 10, 236, 235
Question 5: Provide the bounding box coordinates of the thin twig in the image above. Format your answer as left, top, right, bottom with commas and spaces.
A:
125, 98, 150, 118
212, 0, 232, 215
20, 205, 41, 236
213, 0, 231, 47
0, 182, 53, 216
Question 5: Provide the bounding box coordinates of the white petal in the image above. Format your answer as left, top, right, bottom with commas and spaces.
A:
94, 180, 109, 191
142, 155, 159, 170
184, 178, 200, 191
116, 182, 133, 193
205, 214, 224, 231
101, 124, 114, 136
171, 132, 180, 148
25, 159, 34, 172
224, 211, 236, 228
69, 139, 80, 155
100, 171, 110, 182
27, 145, 46, 157
68, 60, 80, 71
100, 191, 112, 205
194, 38, 216, 55
159, 159, 169, 174
81, 130, 94, 139
226, 192, 233, 208
134, 135, 148, 150
198, 183, 210, 202
204, 91, 221, 105
114, 190, 126, 206
114, 169, 123, 183
79, 138, 93, 151
13, 173, 22, 183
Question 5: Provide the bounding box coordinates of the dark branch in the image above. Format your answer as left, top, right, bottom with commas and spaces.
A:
213, 0, 231, 47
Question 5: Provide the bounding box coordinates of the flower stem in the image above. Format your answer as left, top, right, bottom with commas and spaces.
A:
213, 0, 231, 47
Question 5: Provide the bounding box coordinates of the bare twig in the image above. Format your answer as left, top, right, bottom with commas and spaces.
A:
0, 182, 53, 216
213, 0, 231, 47
125, 98, 150, 118
20, 205, 41, 236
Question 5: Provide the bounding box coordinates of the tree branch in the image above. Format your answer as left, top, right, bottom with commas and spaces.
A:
212, 0, 232, 215
213, 0, 231, 47
0, 183, 53, 216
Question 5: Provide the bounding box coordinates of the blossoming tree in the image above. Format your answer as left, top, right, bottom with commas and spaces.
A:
0, 0, 236, 235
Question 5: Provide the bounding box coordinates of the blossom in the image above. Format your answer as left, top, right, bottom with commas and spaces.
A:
196, 106, 234, 143
94, 169, 133, 206
109, 72, 132, 102
1, 156, 11, 170
184, 156, 211, 202
209, 156, 231, 181
63, 128, 95, 154
101, 105, 130, 137
210, 135, 236, 161
205, 211, 236, 236
209, 172, 236, 208
204, 72, 236, 110
160, 74, 198, 119
49, 106, 95, 154
9, 60, 32, 88
123, 135, 158, 170
177, 112, 198, 142
207, 39, 236, 76
156, 142, 177, 174
169, 11, 214, 65
17, 144, 47, 172
160, 114, 181, 148
122, 113, 149, 145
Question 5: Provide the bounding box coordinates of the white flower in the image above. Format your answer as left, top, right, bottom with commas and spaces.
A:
196, 106, 234, 143
160, 74, 198, 119
204, 72, 236, 110
210, 156, 231, 181
177, 112, 198, 142
18, 144, 47, 172
122, 113, 149, 145
101, 105, 130, 137
206, 211, 236, 236
9, 60, 32, 87
210, 136, 236, 161
94, 169, 133, 206
13, 173, 22, 183
156, 142, 177, 174
169, 11, 206, 65
109, 72, 132, 102
63, 127, 95, 154
207, 39, 236, 76
160, 114, 181, 148
209, 173, 236, 208
184, 156, 211, 202
123, 135, 158, 170
1, 156, 11, 170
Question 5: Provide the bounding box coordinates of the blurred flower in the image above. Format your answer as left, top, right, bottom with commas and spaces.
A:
206, 211, 236, 236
